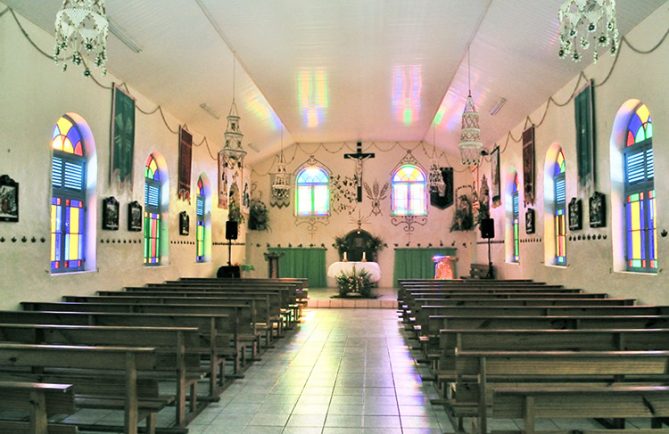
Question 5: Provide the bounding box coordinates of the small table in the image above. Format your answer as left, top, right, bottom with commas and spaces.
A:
327, 261, 381, 283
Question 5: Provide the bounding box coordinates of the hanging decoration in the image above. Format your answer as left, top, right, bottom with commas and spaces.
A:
269, 172, 290, 208
458, 48, 483, 167
575, 82, 596, 193
218, 57, 246, 209
490, 146, 501, 208
522, 126, 536, 206
558, 0, 619, 63
478, 174, 490, 221
110, 83, 135, 189
429, 168, 454, 210
54, 0, 109, 75
241, 169, 251, 215
177, 126, 192, 202
271, 126, 291, 203
363, 180, 389, 216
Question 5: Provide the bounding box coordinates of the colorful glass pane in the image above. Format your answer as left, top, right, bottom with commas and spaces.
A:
626, 104, 653, 147
196, 190, 209, 263
391, 164, 427, 216
51, 115, 84, 156
553, 150, 566, 265
144, 212, 161, 265
145, 154, 161, 181
512, 175, 519, 263
295, 166, 330, 216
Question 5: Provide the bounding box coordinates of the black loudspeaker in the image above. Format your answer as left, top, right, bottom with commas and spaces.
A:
217, 266, 240, 278
225, 220, 238, 240
480, 218, 495, 239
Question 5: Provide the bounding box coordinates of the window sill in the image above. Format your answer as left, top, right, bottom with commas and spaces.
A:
49, 268, 97, 277
544, 264, 568, 269
614, 270, 658, 276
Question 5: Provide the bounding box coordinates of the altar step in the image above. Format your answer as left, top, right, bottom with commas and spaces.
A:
307, 298, 397, 309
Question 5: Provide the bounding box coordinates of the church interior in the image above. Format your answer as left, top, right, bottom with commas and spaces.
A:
0, 1, 669, 433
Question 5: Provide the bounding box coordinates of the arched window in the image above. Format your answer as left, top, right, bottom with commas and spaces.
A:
51, 114, 87, 272
624, 103, 656, 272
196, 175, 211, 263
391, 164, 427, 216
144, 154, 163, 265
554, 149, 567, 265
511, 174, 520, 263
295, 166, 330, 216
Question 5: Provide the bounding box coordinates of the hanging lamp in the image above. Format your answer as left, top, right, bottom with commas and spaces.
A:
219, 56, 247, 167
458, 47, 483, 167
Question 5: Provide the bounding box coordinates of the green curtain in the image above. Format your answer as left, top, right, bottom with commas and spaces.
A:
393, 247, 457, 286
268, 247, 326, 288
575, 81, 595, 189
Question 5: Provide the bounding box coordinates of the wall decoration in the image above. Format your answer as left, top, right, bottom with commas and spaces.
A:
102, 196, 119, 230
575, 81, 596, 193
179, 211, 189, 236
589, 191, 606, 228
0, 175, 19, 222
241, 170, 251, 215
429, 168, 454, 210
177, 126, 193, 202
491, 146, 501, 208
450, 185, 474, 232
110, 83, 135, 189
334, 230, 384, 262
218, 151, 243, 210
364, 180, 389, 216
127, 201, 142, 232
525, 208, 535, 234
343, 142, 375, 202
391, 215, 428, 233
269, 173, 291, 208
522, 126, 536, 205
568, 197, 583, 231
295, 216, 329, 236
331, 174, 357, 215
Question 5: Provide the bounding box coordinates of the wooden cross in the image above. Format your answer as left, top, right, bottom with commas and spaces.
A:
344, 142, 375, 202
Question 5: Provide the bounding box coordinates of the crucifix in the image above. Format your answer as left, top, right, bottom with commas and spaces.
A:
344, 141, 375, 202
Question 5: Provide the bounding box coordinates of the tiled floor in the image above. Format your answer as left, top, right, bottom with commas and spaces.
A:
306, 287, 398, 309
186, 309, 453, 434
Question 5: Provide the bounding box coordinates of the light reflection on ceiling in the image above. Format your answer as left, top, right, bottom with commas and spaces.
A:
392, 65, 422, 126
297, 68, 329, 128
243, 87, 282, 131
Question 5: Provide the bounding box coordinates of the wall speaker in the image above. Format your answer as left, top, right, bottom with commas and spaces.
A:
225, 220, 238, 240
480, 218, 495, 239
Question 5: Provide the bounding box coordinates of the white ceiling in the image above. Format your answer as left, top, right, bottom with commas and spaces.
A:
3, 0, 667, 165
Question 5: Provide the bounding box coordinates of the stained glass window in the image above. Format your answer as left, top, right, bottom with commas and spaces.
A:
50, 115, 86, 272
554, 149, 567, 265
144, 154, 162, 265
391, 164, 427, 216
624, 103, 656, 272
511, 174, 520, 263
196, 176, 211, 263
295, 166, 330, 216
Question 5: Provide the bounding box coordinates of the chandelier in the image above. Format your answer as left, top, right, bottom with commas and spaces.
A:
220, 58, 247, 166
458, 48, 483, 167
54, 0, 109, 75
558, 0, 619, 63
272, 128, 290, 191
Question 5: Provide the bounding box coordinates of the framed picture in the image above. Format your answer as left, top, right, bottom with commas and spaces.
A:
568, 197, 582, 231
179, 211, 189, 236
102, 196, 119, 230
589, 192, 606, 228
127, 201, 142, 232
0, 175, 19, 222
525, 208, 535, 234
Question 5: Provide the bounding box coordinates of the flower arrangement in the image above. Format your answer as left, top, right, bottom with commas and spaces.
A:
334, 232, 385, 261
228, 200, 244, 223
335, 268, 373, 297
248, 199, 269, 230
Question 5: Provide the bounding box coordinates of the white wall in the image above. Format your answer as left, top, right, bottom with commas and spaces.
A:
0, 12, 245, 309
476, 4, 669, 305
245, 143, 477, 288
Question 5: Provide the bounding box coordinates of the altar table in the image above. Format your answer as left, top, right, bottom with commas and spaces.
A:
327, 261, 381, 283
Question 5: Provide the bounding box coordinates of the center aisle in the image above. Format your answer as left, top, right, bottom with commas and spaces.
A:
187, 309, 453, 434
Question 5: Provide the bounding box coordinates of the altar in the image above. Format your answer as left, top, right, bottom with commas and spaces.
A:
327, 261, 381, 283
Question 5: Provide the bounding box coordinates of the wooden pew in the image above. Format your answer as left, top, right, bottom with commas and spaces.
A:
0, 311, 235, 393
0, 343, 159, 434
453, 350, 669, 434
0, 381, 76, 434
0, 323, 203, 427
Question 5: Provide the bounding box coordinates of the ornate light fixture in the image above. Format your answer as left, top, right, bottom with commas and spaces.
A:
271, 127, 290, 192
428, 126, 445, 193
219, 57, 247, 167
54, 0, 109, 75
458, 48, 483, 167
558, 0, 619, 63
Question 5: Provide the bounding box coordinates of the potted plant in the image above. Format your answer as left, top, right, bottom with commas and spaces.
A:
248, 199, 269, 230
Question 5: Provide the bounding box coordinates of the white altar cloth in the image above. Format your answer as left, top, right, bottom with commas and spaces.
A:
327, 261, 381, 283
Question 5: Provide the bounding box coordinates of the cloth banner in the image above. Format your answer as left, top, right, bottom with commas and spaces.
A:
393, 247, 457, 286
177, 126, 193, 202
430, 167, 454, 209
491, 146, 501, 208
268, 247, 326, 287
110, 84, 135, 188
522, 126, 535, 206
575, 82, 596, 193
